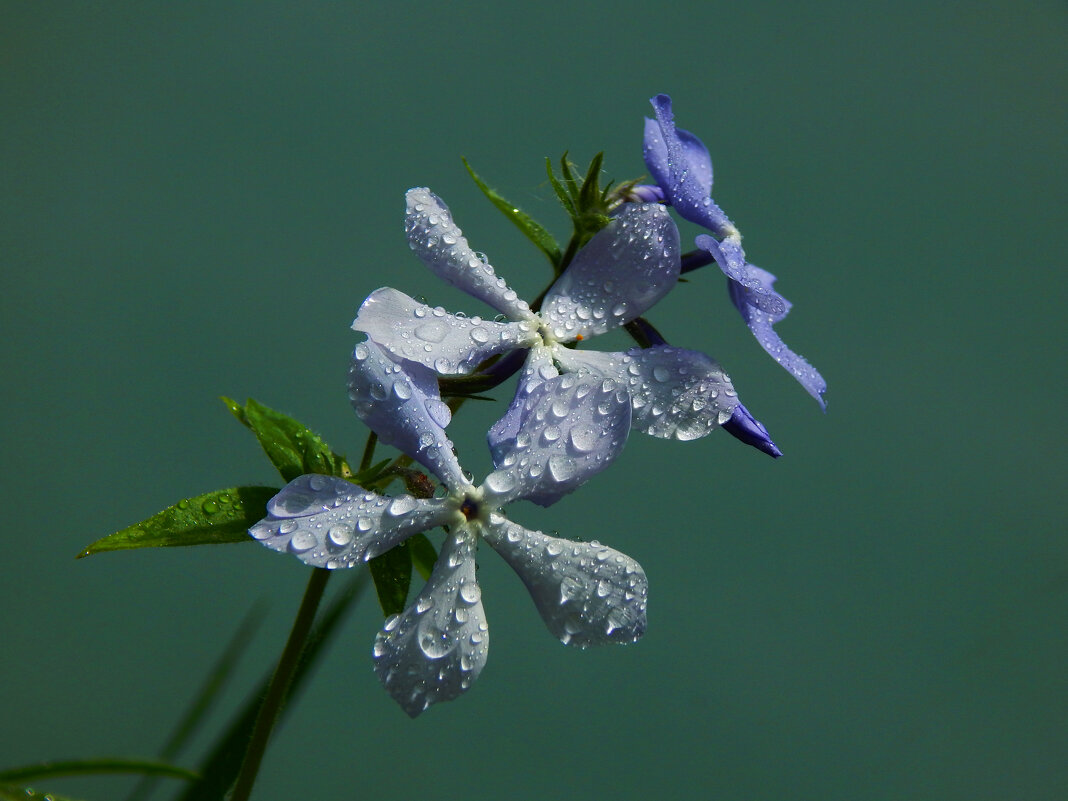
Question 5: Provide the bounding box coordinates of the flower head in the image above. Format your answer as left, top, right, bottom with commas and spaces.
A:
250, 340, 647, 716
643, 94, 827, 408
353, 189, 746, 460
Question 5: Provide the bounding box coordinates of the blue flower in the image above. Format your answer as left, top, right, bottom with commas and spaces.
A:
250, 340, 647, 716
643, 94, 827, 409
353, 188, 750, 460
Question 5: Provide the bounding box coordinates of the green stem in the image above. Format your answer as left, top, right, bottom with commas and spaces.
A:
359, 432, 378, 473
228, 568, 331, 801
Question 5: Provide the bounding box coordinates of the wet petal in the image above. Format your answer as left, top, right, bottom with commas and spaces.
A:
352, 287, 538, 375
540, 204, 680, 341
405, 188, 538, 323
347, 340, 469, 490
696, 234, 785, 316
486, 344, 559, 469
373, 527, 488, 718
481, 372, 631, 508
482, 516, 647, 647
727, 263, 827, 408
643, 93, 737, 241
249, 474, 456, 568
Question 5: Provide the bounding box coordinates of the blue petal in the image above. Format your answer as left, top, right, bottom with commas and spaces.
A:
726, 263, 827, 409
722, 403, 784, 458
481, 373, 631, 508
347, 340, 471, 490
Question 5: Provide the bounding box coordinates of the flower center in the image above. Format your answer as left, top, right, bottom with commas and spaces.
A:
459, 495, 480, 521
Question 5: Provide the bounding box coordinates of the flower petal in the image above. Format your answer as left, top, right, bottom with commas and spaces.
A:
352, 287, 539, 375
405, 188, 539, 323
481, 372, 631, 508
249, 474, 456, 568
695, 234, 785, 316
482, 515, 647, 647
373, 527, 488, 717
727, 263, 827, 408
347, 340, 469, 490
722, 402, 783, 457
539, 203, 681, 341
558, 345, 739, 440
643, 94, 736, 241
486, 344, 559, 469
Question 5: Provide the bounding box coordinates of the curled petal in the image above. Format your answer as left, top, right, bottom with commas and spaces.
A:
482, 516, 647, 647
481, 372, 631, 508
644, 94, 736, 241
347, 340, 469, 491
249, 474, 456, 568
405, 188, 538, 323
696, 234, 785, 316
727, 263, 827, 408
540, 204, 681, 341
722, 403, 783, 458
486, 344, 559, 469
352, 287, 539, 375
373, 527, 488, 717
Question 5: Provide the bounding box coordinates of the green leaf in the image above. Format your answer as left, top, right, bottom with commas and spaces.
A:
409, 533, 438, 581
545, 157, 576, 214
368, 542, 412, 617
462, 157, 562, 266
354, 457, 392, 487
0, 786, 87, 801
223, 397, 350, 482
175, 574, 367, 801
0, 759, 198, 784
78, 486, 278, 557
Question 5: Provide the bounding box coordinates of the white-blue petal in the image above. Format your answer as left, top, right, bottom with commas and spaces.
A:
481, 515, 647, 647
405, 188, 539, 323
352, 287, 538, 375
347, 340, 469, 491
373, 527, 488, 717
539, 204, 681, 341
481, 372, 631, 508
249, 474, 455, 568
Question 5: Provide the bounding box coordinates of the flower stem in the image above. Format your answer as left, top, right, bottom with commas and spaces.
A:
228, 568, 331, 801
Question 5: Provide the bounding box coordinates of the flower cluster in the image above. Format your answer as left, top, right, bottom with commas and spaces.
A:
250, 94, 825, 717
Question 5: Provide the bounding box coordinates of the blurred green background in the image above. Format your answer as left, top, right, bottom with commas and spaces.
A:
2, 2, 1064, 799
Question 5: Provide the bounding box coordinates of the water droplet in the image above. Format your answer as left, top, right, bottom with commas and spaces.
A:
459, 582, 481, 605
388, 495, 417, 516
483, 471, 516, 496
353, 343, 369, 360
392, 381, 413, 400
652, 365, 670, 383
289, 531, 317, 553
424, 399, 451, 428
568, 427, 597, 454
470, 327, 490, 344
328, 526, 353, 547
201, 500, 218, 515
596, 579, 611, 597
546, 541, 563, 557
417, 622, 450, 659
548, 454, 576, 482
542, 425, 561, 443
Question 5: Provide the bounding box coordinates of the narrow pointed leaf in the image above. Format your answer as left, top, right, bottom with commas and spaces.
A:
546, 157, 576, 215
559, 152, 580, 199
463, 157, 561, 265
78, 486, 278, 557
223, 397, 350, 482
368, 542, 413, 617
0, 760, 198, 784
175, 574, 367, 801
578, 152, 604, 207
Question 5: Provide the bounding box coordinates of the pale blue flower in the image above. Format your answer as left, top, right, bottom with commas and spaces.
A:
353, 188, 746, 457
250, 341, 647, 716
643, 93, 827, 408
